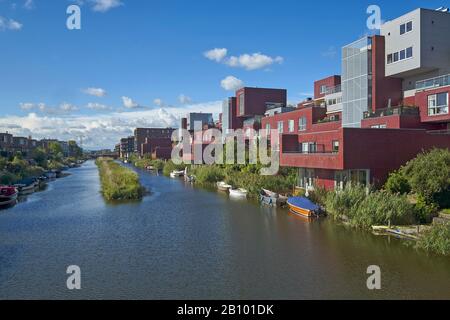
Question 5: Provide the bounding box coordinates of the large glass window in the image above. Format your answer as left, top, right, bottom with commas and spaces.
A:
298, 117, 307, 131
428, 93, 449, 116
406, 47, 413, 58
320, 85, 327, 94
400, 21, 412, 35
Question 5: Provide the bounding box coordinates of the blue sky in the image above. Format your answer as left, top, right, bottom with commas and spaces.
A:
0, 0, 446, 149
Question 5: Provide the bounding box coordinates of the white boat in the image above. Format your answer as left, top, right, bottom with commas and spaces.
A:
260, 189, 288, 207
217, 181, 232, 192
170, 170, 185, 178
229, 188, 248, 198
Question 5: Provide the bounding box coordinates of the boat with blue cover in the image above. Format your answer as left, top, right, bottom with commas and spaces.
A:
287, 197, 321, 217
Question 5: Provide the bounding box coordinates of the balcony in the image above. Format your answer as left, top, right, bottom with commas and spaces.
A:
325, 84, 342, 95
363, 106, 419, 119
416, 74, 450, 91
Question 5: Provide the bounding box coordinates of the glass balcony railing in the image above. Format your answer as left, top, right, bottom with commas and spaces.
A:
416, 74, 450, 90
363, 106, 419, 119
325, 84, 342, 95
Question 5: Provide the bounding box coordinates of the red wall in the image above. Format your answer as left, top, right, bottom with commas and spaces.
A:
371, 35, 403, 111
314, 75, 341, 100
236, 87, 287, 118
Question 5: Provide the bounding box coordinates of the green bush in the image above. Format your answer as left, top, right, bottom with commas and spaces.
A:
162, 160, 187, 177
193, 166, 224, 184
96, 158, 145, 201
402, 148, 450, 207
385, 170, 411, 195
416, 223, 450, 256
414, 195, 439, 224
325, 184, 368, 220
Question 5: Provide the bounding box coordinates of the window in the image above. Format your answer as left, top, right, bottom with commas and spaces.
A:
400, 49, 406, 60
406, 47, 413, 58
239, 94, 245, 116
301, 142, 316, 154
332, 140, 339, 153
428, 93, 449, 116
400, 21, 413, 35
277, 121, 284, 133
406, 21, 413, 32
320, 85, 327, 94
298, 117, 307, 131
393, 52, 399, 62
387, 54, 393, 64
288, 120, 295, 132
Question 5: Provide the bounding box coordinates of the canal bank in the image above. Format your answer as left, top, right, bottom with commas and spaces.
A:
0, 160, 449, 299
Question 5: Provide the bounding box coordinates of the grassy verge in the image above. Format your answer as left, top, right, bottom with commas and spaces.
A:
96, 157, 145, 201
415, 222, 450, 256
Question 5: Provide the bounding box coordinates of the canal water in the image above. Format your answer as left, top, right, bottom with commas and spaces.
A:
0, 160, 449, 299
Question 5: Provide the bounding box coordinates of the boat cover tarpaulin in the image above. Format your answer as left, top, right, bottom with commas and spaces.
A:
287, 197, 319, 211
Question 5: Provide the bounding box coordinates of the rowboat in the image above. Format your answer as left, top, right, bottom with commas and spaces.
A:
287, 197, 321, 218
229, 188, 248, 198
259, 189, 288, 207
170, 170, 185, 178
0, 186, 18, 207
217, 181, 232, 192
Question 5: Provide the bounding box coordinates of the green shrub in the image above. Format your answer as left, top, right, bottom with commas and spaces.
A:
385, 170, 411, 195
414, 195, 439, 224
193, 166, 224, 184
416, 223, 450, 256
325, 184, 368, 220
162, 161, 187, 177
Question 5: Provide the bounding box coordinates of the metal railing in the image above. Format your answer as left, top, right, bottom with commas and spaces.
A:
416, 74, 450, 90
363, 106, 419, 119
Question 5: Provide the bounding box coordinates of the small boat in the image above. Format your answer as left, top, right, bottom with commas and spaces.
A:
185, 175, 196, 183
229, 188, 248, 198
14, 178, 39, 196
170, 170, 185, 178
287, 197, 321, 218
217, 181, 232, 192
259, 189, 288, 207
0, 186, 18, 207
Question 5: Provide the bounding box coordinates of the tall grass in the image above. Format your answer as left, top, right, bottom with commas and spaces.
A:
96, 157, 145, 201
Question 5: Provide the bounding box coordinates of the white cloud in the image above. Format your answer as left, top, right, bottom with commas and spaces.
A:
82, 87, 107, 97
89, 0, 123, 12
1, 101, 223, 149
221, 76, 244, 91
204, 48, 228, 62
0, 17, 23, 31
121, 96, 140, 109
86, 102, 112, 111
18, 102, 79, 115
23, 0, 34, 10
178, 94, 192, 104
204, 48, 283, 71
321, 46, 337, 58
153, 98, 164, 107
226, 53, 283, 70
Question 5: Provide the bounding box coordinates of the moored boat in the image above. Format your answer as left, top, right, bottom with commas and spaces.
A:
217, 181, 232, 192
170, 170, 185, 178
229, 188, 248, 198
259, 189, 288, 207
287, 197, 321, 218
0, 186, 18, 207
14, 178, 37, 196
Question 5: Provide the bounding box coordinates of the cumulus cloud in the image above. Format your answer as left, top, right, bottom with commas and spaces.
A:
83, 87, 107, 97
204, 48, 228, 62
204, 48, 283, 70
221, 76, 244, 91
89, 0, 123, 12
178, 94, 192, 104
121, 96, 140, 109
0, 17, 23, 31
153, 98, 164, 107
1, 101, 223, 149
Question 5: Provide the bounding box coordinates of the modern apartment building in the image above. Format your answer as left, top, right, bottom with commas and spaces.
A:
119, 136, 135, 159
262, 7, 450, 190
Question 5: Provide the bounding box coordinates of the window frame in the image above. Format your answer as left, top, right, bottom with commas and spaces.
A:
428, 92, 449, 116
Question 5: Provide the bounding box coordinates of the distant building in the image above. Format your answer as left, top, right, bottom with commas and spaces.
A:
186, 113, 214, 131
134, 128, 175, 157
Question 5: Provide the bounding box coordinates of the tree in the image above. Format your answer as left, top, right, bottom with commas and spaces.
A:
31, 147, 48, 168
48, 142, 63, 157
